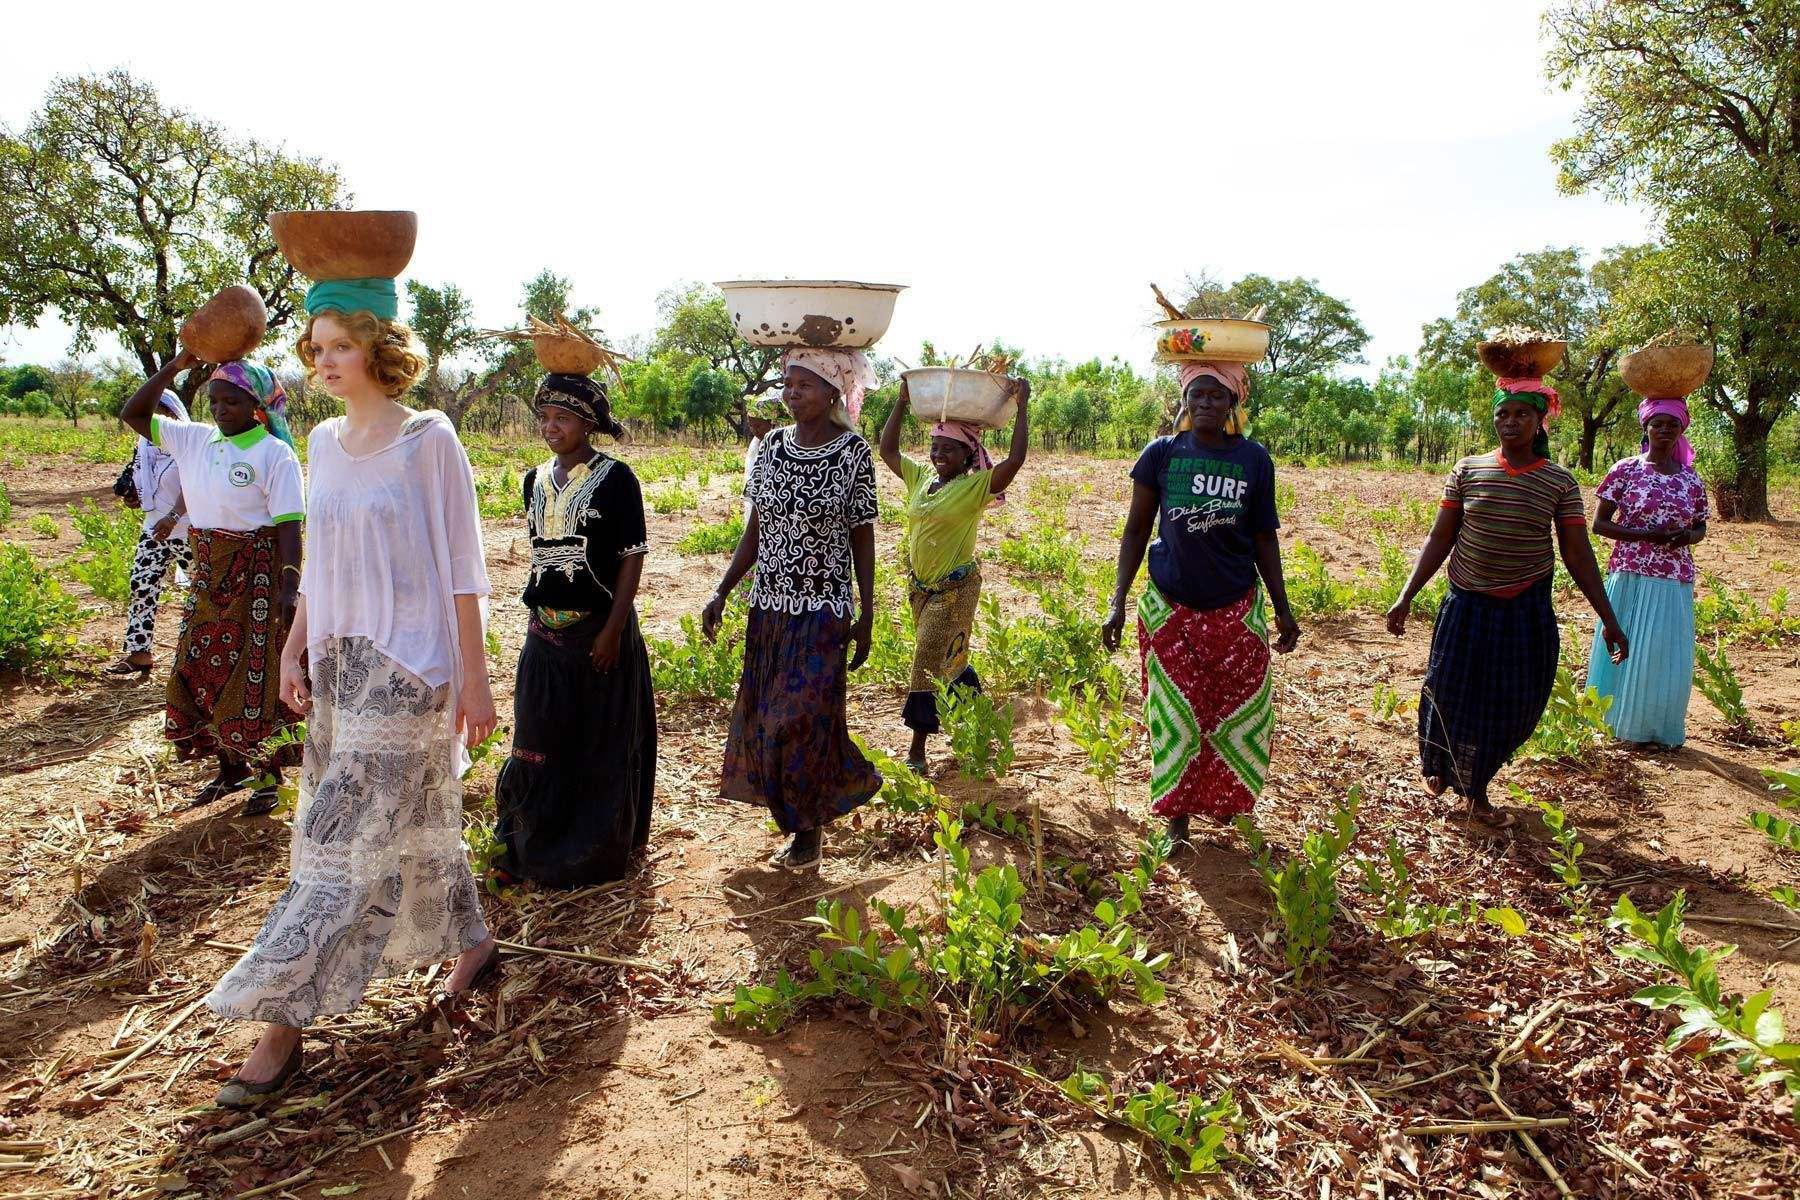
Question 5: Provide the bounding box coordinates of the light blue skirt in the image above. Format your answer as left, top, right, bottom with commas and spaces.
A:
1587, 571, 1694, 746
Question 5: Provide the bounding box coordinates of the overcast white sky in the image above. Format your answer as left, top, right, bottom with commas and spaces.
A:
2, 0, 1653, 379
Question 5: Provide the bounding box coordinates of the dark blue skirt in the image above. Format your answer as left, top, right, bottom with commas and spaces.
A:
1417, 576, 1559, 798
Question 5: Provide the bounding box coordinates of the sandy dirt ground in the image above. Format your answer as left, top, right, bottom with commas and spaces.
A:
1, 439, 1796, 1199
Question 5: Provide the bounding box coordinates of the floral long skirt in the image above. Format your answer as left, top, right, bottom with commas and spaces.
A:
721, 607, 881, 834
206, 637, 490, 1027
1137, 585, 1274, 821
166, 526, 296, 770
902, 562, 983, 734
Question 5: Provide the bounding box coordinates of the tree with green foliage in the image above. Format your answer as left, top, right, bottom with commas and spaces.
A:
1546, 0, 1800, 519
408, 269, 606, 431
682, 361, 738, 441
1177, 273, 1370, 390
407, 280, 495, 430
1419, 245, 1650, 469
47, 360, 95, 426
649, 283, 782, 434
0, 70, 347, 401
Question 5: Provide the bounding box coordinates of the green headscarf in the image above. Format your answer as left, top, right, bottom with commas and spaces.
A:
304, 277, 399, 321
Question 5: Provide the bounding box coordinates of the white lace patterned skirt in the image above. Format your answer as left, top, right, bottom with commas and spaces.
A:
207, 636, 490, 1027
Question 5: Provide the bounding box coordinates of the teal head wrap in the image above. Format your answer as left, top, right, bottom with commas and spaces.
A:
304, 277, 399, 321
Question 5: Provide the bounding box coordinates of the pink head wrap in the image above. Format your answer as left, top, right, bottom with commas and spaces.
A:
781, 348, 875, 432
1638, 397, 1695, 468
1495, 377, 1561, 420
1176, 361, 1251, 435
930, 419, 1004, 505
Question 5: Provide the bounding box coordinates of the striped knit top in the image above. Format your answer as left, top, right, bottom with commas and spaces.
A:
1441, 451, 1586, 596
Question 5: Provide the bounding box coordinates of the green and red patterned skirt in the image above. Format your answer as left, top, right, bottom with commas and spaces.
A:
1137, 584, 1274, 821
166, 526, 298, 770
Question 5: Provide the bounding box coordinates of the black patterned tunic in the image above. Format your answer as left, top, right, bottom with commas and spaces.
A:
495, 452, 656, 885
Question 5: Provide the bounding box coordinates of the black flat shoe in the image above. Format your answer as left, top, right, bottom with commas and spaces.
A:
215, 1042, 303, 1110
192, 771, 255, 808
430, 944, 503, 1010
240, 787, 279, 817
103, 659, 152, 677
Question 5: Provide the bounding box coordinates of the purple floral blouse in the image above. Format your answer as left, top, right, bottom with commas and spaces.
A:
1595, 456, 1709, 584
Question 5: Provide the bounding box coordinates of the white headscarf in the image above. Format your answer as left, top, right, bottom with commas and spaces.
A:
782, 348, 875, 432
133, 390, 190, 499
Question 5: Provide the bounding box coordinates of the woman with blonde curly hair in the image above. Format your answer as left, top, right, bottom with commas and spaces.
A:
205, 275, 498, 1107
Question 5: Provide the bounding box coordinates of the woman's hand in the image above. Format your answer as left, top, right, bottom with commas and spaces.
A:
590, 623, 623, 672
1008, 376, 1032, 404
1385, 598, 1410, 637
172, 346, 198, 372
276, 584, 299, 632
152, 513, 180, 541
1272, 611, 1301, 654
458, 674, 498, 747
701, 593, 726, 642
1602, 621, 1630, 665
847, 611, 872, 671
279, 654, 312, 717
1101, 600, 1127, 652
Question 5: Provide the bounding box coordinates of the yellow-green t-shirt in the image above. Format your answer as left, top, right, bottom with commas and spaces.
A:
899, 455, 994, 586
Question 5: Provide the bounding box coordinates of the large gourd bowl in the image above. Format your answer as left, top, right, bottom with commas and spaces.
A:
1620, 344, 1714, 399
533, 334, 605, 375
269, 210, 418, 281
717, 280, 904, 349
902, 368, 1016, 430
1153, 318, 1271, 364
179, 284, 267, 363
1477, 339, 1567, 379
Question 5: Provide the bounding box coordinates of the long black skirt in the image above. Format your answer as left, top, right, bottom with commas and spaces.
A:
1417, 576, 1559, 799
495, 611, 656, 886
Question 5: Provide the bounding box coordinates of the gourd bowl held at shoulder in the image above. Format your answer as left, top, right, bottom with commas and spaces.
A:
270, 210, 418, 281
716, 280, 905, 350
179, 285, 267, 363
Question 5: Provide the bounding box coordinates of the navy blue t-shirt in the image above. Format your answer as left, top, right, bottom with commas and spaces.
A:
1129, 432, 1280, 611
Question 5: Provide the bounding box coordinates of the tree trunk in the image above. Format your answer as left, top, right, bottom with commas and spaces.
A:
1722, 407, 1773, 522
1577, 412, 1599, 471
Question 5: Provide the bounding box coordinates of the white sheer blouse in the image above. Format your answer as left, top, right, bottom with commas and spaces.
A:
299, 410, 490, 692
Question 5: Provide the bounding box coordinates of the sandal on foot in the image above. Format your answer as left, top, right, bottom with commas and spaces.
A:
215, 1043, 303, 1110
1465, 803, 1516, 831
103, 658, 152, 678
768, 839, 822, 872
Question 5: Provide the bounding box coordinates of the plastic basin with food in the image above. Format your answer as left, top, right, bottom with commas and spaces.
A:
1153, 318, 1271, 364
717, 280, 905, 349
902, 368, 1016, 429
1620, 344, 1713, 399
180, 284, 267, 363
270, 210, 418, 281
1477, 339, 1567, 379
